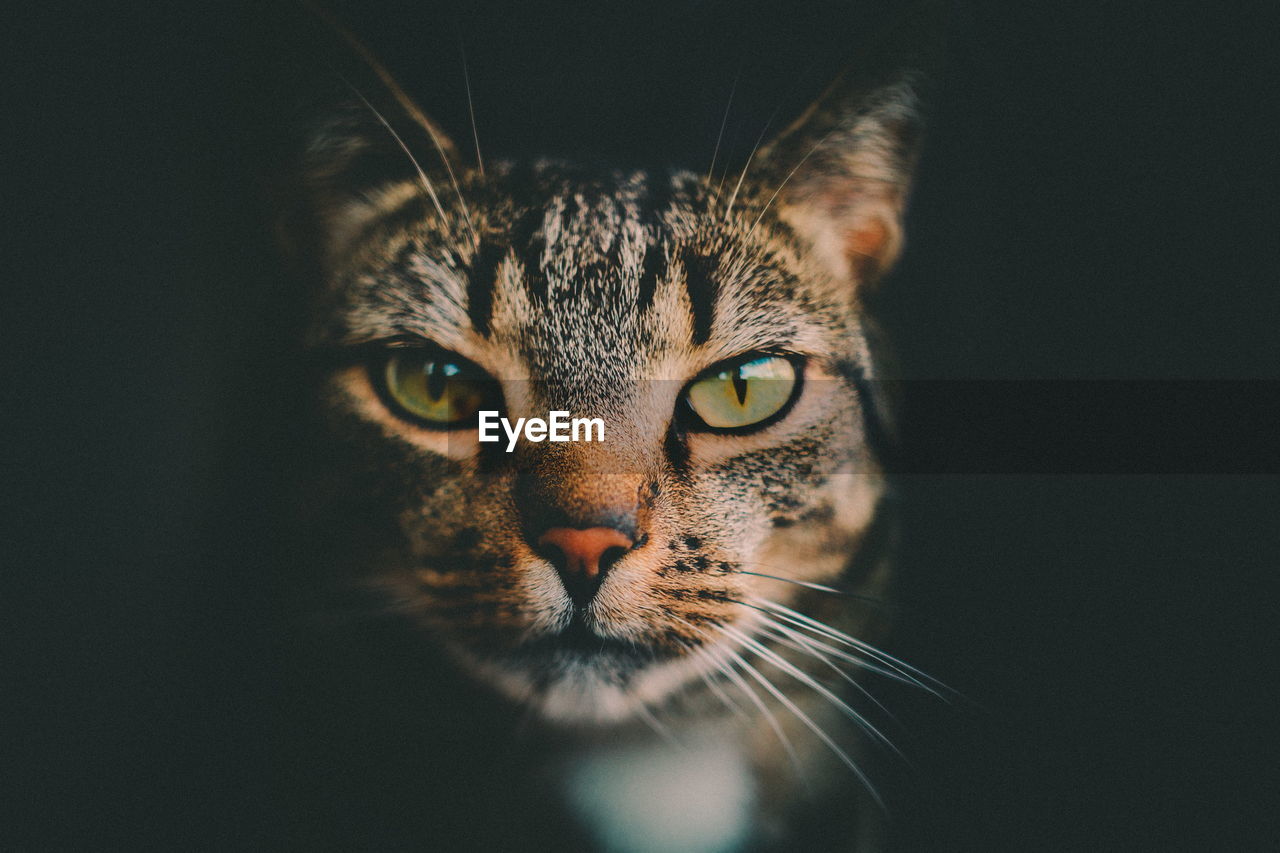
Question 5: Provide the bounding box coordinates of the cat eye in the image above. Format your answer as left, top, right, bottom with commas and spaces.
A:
378, 350, 493, 429
682, 354, 802, 432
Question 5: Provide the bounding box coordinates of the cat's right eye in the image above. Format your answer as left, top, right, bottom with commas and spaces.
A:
376, 350, 493, 429
681, 354, 802, 433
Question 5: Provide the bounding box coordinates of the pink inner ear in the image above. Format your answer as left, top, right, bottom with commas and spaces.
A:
844, 214, 896, 280
847, 217, 889, 259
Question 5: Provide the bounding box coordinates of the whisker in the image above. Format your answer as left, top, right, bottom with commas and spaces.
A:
753, 597, 958, 701
723, 120, 772, 221
721, 641, 884, 810
633, 699, 681, 748
755, 618, 905, 731
419, 122, 478, 248
716, 51, 825, 217
749, 605, 932, 692
718, 50, 828, 206
748, 600, 939, 697
458, 36, 485, 177
747, 125, 839, 232
736, 569, 900, 611
305, 2, 478, 243
710, 649, 810, 789
707, 69, 741, 189
668, 616, 806, 782
719, 623, 902, 760
689, 649, 750, 724
339, 77, 452, 229
731, 597, 923, 689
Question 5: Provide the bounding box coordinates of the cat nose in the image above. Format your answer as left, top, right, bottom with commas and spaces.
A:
537, 526, 635, 607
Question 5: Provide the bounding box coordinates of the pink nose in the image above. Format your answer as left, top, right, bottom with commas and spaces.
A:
537, 526, 635, 606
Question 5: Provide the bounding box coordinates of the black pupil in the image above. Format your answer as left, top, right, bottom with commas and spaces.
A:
731, 366, 749, 405
425, 361, 449, 401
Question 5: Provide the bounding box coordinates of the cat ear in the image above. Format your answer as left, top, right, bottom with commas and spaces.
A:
758, 8, 941, 288
287, 92, 463, 259
273, 16, 466, 271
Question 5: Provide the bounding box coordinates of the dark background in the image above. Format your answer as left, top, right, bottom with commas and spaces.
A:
5, 0, 1275, 849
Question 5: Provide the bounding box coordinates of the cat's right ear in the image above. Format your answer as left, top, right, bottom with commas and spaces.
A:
272, 14, 464, 274
277, 95, 460, 267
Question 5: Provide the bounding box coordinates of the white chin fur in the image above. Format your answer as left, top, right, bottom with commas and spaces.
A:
461, 647, 710, 726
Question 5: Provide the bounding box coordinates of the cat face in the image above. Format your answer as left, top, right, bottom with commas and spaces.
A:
287, 70, 923, 724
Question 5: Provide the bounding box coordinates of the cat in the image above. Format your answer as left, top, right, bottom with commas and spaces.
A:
274, 15, 934, 852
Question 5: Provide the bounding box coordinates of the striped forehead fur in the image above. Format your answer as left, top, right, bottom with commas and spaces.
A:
317, 161, 862, 370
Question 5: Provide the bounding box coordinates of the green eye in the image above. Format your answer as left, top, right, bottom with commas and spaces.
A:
381, 351, 490, 428
683, 355, 800, 431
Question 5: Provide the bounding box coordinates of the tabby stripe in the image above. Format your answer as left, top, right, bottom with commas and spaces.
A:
636, 242, 665, 312
680, 248, 719, 345
464, 240, 506, 336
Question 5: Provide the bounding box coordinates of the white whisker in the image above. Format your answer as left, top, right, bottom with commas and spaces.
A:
756, 619, 905, 733
310, 3, 478, 244
459, 38, 485, 177
668, 616, 806, 782
707, 647, 807, 783
419, 120, 478, 247
748, 126, 839, 232
340, 78, 452, 229
753, 597, 956, 700
633, 699, 681, 748
707, 70, 740, 189
694, 653, 751, 723
736, 600, 930, 692
721, 641, 884, 810
737, 568, 898, 610
719, 623, 901, 760
723, 122, 772, 221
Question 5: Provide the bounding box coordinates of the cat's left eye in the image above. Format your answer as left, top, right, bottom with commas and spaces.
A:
682, 354, 802, 432
377, 350, 492, 429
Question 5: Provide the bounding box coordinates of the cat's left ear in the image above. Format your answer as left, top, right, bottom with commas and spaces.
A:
758, 7, 942, 288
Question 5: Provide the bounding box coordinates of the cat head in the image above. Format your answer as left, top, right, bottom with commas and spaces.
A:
281, 48, 926, 724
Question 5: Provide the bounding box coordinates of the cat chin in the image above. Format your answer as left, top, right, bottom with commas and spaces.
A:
453, 643, 710, 726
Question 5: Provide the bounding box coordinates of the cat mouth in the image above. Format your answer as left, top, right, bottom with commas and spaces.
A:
511, 613, 660, 670
463, 614, 702, 723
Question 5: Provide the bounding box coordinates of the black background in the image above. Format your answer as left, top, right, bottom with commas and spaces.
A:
4, 1, 1276, 849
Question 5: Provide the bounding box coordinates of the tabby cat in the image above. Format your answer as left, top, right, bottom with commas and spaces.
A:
277, 21, 932, 851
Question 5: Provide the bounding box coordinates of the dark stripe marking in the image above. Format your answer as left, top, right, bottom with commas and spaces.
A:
681, 248, 719, 345
465, 240, 506, 336
637, 242, 665, 312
